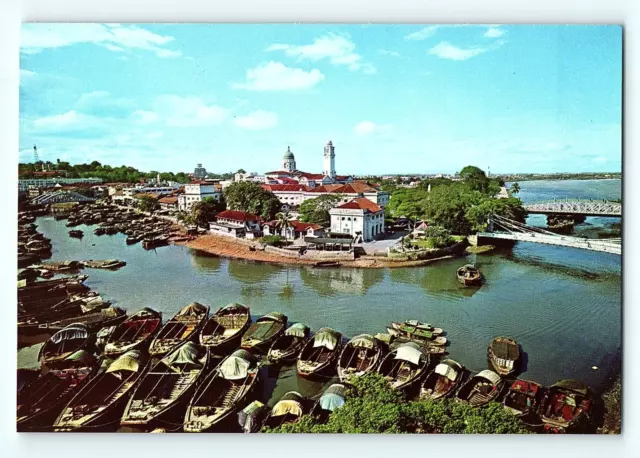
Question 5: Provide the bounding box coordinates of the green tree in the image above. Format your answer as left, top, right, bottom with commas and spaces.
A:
298, 194, 345, 225
190, 196, 225, 228
275, 210, 293, 238
136, 195, 158, 213
466, 197, 526, 232
510, 182, 521, 195
223, 181, 281, 220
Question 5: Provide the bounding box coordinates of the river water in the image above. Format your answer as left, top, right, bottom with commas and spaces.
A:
34, 179, 621, 405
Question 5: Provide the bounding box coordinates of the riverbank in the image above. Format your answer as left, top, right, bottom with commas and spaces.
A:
598, 377, 621, 434
180, 234, 464, 269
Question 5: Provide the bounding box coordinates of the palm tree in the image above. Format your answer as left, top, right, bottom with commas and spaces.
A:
510, 182, 521, 195
275, 210, 293, 239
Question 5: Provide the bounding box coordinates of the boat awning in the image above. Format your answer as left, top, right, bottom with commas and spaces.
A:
320, 393, 345, 412
272, 400, 303, 418
553, 379, 589, 396
285, 323, 309, 338
50, 323, 89, 344
435, 363, 458, 381
161, 342, 205, 370
219, 355, 251, 380
106, 350, 143, 374
177, 302, 207, 317
313, 328, 340, 350
394, 342, 424, 366
349, 334, 375, 349
259, 312, 287, 324
477, 369, 502, 385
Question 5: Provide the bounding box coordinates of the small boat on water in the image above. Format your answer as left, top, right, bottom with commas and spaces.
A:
149, 302, 209, 359
391, 319, 443, 336
420, 359, 465, 401
337, 334, 383, 384
81, 259, 127, 270
313, 261, 341, 268
68, 230, 84, 238
200, 303, 251, 353
34, 260, 82, 273
142, 235, 169, 250
309, 383, 346, 424
386, 325, 447, 346
540, 379, 592, 432
39, 323, 94, 369
268, 323, 310, 364
241, 312, 288, 354
377, 341, 430, 390
488, 336, 520, 376
261, 391, 307, 431
503, 379, 544, 418
297, 327, 342, 378
456, 264, 482, 286
120, 342, 210, 427
238, 400, 269, 433
125, 235, 141, 245
456, 369, 504, 407
53, 350, 149, 431
17, 350, 99, 431
104, 307, 162, 357
184, 349, 260, 432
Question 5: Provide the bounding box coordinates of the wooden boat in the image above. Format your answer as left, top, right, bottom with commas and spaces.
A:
184, 349, 260, 432
391, 319, 443, 336
17, 350, 99, 431
420, 359, 465, 401
53, 350, 150, 431
503, 379, 544, 418
125, 235, 141, 245
261, 391, 307, 431
121, 342, 210, 427
238, 400, 269, 433
386, 326, 447, 346
39, 323, 94, 369
34, 260, 81, 273
104, 307, 162, 357
81, 259, 127, 270
540, 379, 592, 432
456, 369, 504, 407
488, 336, 520, 376
267, 323, 310, 364
241, 312, 288, 353
19, 307, 127, 337
309, 383, 346, 424
68, 230, 84, 238
313, 261, 341, 268
377, 341, 430, 390
142, 235, 169, 250
297, 327, 342, 378
337, 334, 383, 384
149, 302, 209, 358
200, 303, 251, 352
456, 264, 482, 286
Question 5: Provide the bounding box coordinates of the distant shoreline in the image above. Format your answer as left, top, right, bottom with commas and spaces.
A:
502, 176, 621, 183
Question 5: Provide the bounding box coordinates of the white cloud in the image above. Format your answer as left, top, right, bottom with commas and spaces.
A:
484, 27, 506, 38
33, 110, 83, 129
132, 110, 159, 124
354, 121, 392, 136
153, 95, 229, 127
233, 61, 325, 91
378, 49, 401, 57
405, 26, 440, 41
20, 23, 181, 58
233, 110, 279, 130
428, 41, 504, 61
267, 33, 376, 74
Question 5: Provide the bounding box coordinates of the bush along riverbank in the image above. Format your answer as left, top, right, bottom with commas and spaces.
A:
265, 374, 529, 434
597, 377, 621, 434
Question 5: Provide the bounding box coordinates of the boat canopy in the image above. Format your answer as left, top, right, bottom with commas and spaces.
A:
553, 379, 589, 396
65, 349, 95, 365
349, 334, 375, 349
435, 363, 458, 381
285, 323, 309, 338
135, 307, 161, 318
313, 328, 340, 350
220, 302, 248, 313
161, 342, 205, 370
374, 333, 392, 344
490, 337, 520, 360
320, 384, 346, 412
106, 350, 143, 374
219, 350, 255, 380
177, 302, 208, 317
258, 312, 287, 323
238, 401, 267, 432
50, 323, 89, 344
394, 342, 424, 366
272, 391, 304, 417
476, 369, 502, 385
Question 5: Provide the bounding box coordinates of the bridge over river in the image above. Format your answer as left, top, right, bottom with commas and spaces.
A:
523, 199, 621, 217
478, 214, 621, 255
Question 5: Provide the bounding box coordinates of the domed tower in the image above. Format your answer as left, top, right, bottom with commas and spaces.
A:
323, 140, 336, 180
283, 146, 296, 173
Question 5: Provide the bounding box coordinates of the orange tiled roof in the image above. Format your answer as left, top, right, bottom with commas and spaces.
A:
337, 197, 383, 213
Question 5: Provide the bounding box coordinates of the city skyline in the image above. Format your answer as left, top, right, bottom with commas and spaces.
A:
19, 24, 622, 175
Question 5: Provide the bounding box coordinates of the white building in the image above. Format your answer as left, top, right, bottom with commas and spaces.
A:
261, 182, 390, 210
323, 140, 336, 180
234, 171, 265, 183
122, 185, 180, 199
18, 177, 103, 192
178, 182, 223, 212
329, 197, 385, 243
209, 210, 262, 239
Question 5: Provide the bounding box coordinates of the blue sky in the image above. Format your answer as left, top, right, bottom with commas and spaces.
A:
19, 24, 622, 175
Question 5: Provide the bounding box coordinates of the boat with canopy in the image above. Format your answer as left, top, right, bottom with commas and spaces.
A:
268, 323, 310, 364
488, 336, 520, 376
540, 379, 592, 432
104, 307, 162, 357
149, 302, 209, 358
39, 323, 94, 369
310, 383, 346, 423
241, 312, 288, 354
377, 341, 430, 390
456, 369, 504, 407
200, 303, 251, 353
420, 359, 465, 401
297, 327, 342, 378
261, 391, 307, 430
337, 334, 383, 384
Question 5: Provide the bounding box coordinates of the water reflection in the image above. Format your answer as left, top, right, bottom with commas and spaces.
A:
299, 266, 384, 296
188, 249, 222, 273
228, 260, 282, 284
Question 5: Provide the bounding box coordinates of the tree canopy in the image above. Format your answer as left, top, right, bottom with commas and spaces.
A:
266, 373, 529, 434
222, 181, 281, 220
298, 194, 345, 225
135, 195, 158, 213
190, 196, 226, 228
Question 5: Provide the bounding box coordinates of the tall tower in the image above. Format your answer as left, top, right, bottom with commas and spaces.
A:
283, 146, 296, 173
323, 140, 336, 180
